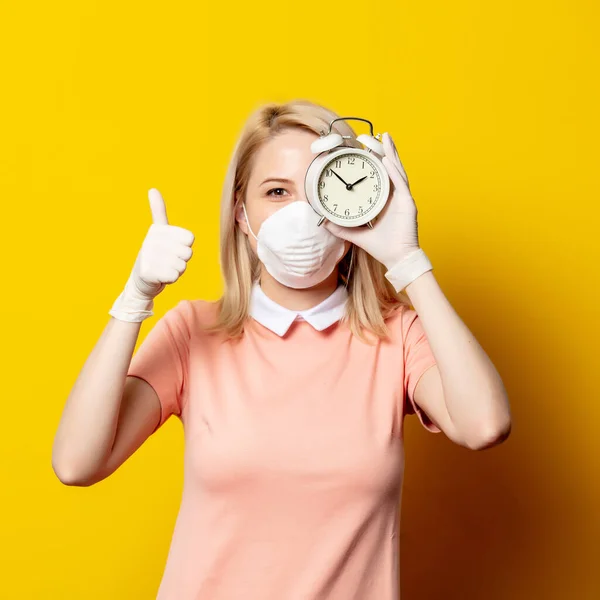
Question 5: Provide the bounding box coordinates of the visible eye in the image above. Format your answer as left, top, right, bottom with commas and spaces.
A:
266, 187, 289, 197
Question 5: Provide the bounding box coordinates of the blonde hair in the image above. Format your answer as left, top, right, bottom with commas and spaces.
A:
206, 99, 412, 343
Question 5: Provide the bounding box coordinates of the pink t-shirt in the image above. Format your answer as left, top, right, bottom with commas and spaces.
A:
127, 298, 439, 599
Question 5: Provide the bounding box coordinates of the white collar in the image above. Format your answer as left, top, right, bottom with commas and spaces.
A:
249, 281, 348, 336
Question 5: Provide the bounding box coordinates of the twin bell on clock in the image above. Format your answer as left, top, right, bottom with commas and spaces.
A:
304, 116, 391, 229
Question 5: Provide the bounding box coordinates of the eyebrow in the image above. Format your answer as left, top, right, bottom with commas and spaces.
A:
260, 177, 295, 186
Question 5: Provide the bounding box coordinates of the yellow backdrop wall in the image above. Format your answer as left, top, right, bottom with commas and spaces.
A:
1, 1, 598, 598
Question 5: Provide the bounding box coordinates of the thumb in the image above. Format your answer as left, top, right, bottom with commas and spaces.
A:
322, 218, 359, 243
148, 188, 169, 225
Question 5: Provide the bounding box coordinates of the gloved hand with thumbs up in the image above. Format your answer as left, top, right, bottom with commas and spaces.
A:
109, 189, 195, 323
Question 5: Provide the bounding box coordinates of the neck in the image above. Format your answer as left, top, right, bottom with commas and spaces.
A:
259, 268, 340, 311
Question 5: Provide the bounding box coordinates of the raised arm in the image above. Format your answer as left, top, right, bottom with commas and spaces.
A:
51, 189, 194, 486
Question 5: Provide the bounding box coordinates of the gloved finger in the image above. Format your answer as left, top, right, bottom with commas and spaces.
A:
174, 243, 193, 261
148, 188, 169, 225
382, 133, 410, 189
382, 156, 418, 214
381, 141, 404, 187
169, 226, 195, 247
382, 156, 408, 195
149, 223, 195, 247
322, 218, 364, 243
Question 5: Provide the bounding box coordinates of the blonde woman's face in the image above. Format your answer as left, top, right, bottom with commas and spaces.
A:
236, 128, 351, 257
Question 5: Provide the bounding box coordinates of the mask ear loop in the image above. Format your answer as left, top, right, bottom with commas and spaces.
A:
241, 202, 258, 241
240, 201, 262, 284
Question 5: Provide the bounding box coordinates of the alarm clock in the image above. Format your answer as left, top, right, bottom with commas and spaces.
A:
304, 117, 390, 229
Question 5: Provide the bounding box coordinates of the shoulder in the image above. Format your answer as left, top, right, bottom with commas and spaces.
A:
383, 302, 420, 343
171, 298, 220, 327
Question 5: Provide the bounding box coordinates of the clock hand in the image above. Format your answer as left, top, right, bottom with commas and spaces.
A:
330, 169, 352, 189
348, 176, 368, 189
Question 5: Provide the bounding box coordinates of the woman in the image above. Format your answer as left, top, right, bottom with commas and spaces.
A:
52, 99, 511, 599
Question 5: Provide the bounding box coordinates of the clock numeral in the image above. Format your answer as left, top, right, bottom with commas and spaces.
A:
333, 204, 338, 212
358, 206, 363, 214
319, 180, 325, 189
369, 170, 375, 178
373, 184, 380, 192
368, 197, 373, 204
348, 156, 355, 165
344, 208, 350, 216
325, 169, 332, 177
335, 160, 342, 168
362, 161, 366, 169
323, 194, 328, 202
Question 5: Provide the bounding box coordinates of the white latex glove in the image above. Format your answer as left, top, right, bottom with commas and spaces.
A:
108, 189, 195, 322
323, 132, 432, 292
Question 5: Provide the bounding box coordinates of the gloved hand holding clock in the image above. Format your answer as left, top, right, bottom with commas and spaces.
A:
312, 131, 433, 293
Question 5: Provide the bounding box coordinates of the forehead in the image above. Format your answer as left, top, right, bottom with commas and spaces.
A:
250, 128, 320, 183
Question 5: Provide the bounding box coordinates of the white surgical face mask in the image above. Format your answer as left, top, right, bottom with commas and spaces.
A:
242, 200, 346, 289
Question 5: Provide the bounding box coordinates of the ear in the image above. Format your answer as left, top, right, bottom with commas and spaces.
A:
234, 196, 249, 235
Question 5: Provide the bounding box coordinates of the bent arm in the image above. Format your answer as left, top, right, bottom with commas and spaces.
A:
405, 271, 512, 449
52, 317, 160, 486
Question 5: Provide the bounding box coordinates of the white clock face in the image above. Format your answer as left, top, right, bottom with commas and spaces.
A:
317, 152, 384, 223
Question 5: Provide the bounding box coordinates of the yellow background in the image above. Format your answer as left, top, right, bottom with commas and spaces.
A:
1, 0, 598, 598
